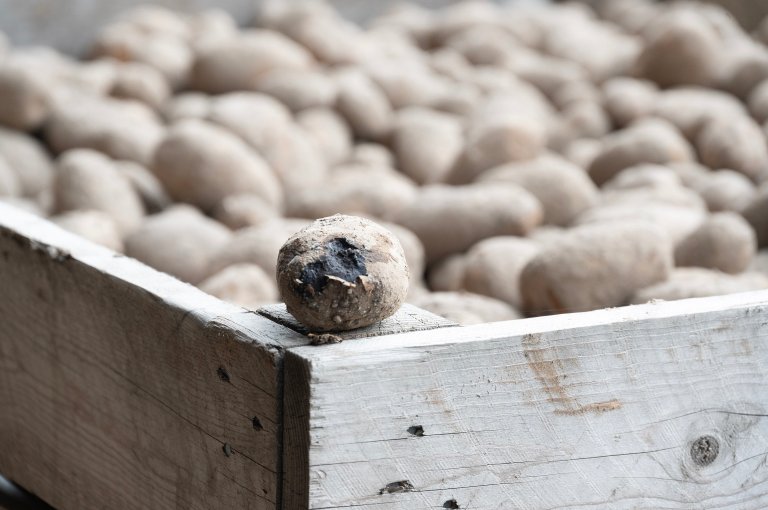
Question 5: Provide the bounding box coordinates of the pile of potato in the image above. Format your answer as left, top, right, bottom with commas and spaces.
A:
2, 0, 768, 325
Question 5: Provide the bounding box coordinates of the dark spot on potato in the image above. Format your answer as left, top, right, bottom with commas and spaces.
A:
443, 499, 460, 509
298, 237, 367, 297
251, 416, 263, 431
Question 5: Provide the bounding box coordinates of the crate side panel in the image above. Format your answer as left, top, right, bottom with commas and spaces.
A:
291, 292, 768, 509
0, 207, 303, 510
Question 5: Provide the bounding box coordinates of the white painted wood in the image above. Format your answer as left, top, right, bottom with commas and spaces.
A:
0, 202, 308, 510
285, 290, 768, 509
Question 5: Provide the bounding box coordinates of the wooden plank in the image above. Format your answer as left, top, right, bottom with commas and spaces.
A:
284, 290, 768, 509
0, 202, 307, 510
258, 303, 456, 340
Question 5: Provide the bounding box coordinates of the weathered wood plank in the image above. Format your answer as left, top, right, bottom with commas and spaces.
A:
285, 291, 768, 509
258, 303, 455, 340
0, 203, 307, 510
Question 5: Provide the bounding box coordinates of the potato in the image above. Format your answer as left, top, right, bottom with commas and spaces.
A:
520, 221, 673, 314
258, 125, 328, 196
674, 212, 756, 274
469, 86, 553, 130
286, 164, 418, 221
207, 93, 327, 194
199, 264, 279, 310
575, 202, 705, 246
347, 143, 394, 168
479, 154, 599, 226
190, 30, 313, 94
162, 92, 210, 122
0, 63, 52, 131
370, 3, 435, 49
0, 155, 19, 197
444, 24, 518, 67
51, 210, 124, 252
431, 1, 500, 45
208, 218, 310, 279
278, 8, 373, 66
602, 77, 657, 128
335, 68, 394, 141
53, 149, 144, 236
431, 82, 481, 116
427, 254, 467, 292
541, 11, 640, 82
696, 115, 768, 182
635, 10, 723, 88
748, 78, 768, 124
392, 107, 463, 184
513, 53, 587, 99
742, 184, 768, 247
410, 291, 520, 325
721, 41, 768, 100
92, 23, 192, 89
652, 88, 746, 140
277, 215, 409, 332
364, 59, 450, 110
296, 107, 352, 167
588, 118, 694, 186
0, 126, 53, 197
152, 119, 282, 211
448, 116, 546, 184
630, 268, 768, 304
213, 193, 278, 230
553, 101, 611, 144
750, 249, 768, 276
598, 0, 659, 34
256, 68, 337, 112
114, 160, 170, 214
114, 5, 191, 40
395, 183, 543, 262
207, 92, 292, 150
125, 205, 232, 284
600, 184, 707, 211
668, 161, 712, 189
462, 236, 540, 309
552, 81, 608, 112
603, 164, 682, 191
691, 169, 756, 213
187, 9, 239, 51
111, 61, 171, 110
376, 220, 425, 287
45, 94, 164, 166
563, 138, 602, 169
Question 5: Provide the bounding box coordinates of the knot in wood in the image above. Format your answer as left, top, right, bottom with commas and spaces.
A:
690, 435, 719, 466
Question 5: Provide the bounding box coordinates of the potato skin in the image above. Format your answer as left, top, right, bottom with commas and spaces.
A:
125, 205, 231, 284
520, 221, 673, 314
396, 183, 543, 263
588, 118, 693, 186
152, 119, 282, 211
277, 215, 409, 332
674, 212, 756, 274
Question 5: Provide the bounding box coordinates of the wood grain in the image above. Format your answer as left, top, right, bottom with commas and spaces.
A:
0, 203, 306, 510
285, 290, 768, 509
258, 303, 455, 340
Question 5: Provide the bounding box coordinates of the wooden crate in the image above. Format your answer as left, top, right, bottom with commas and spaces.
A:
2, 201, 768, 509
